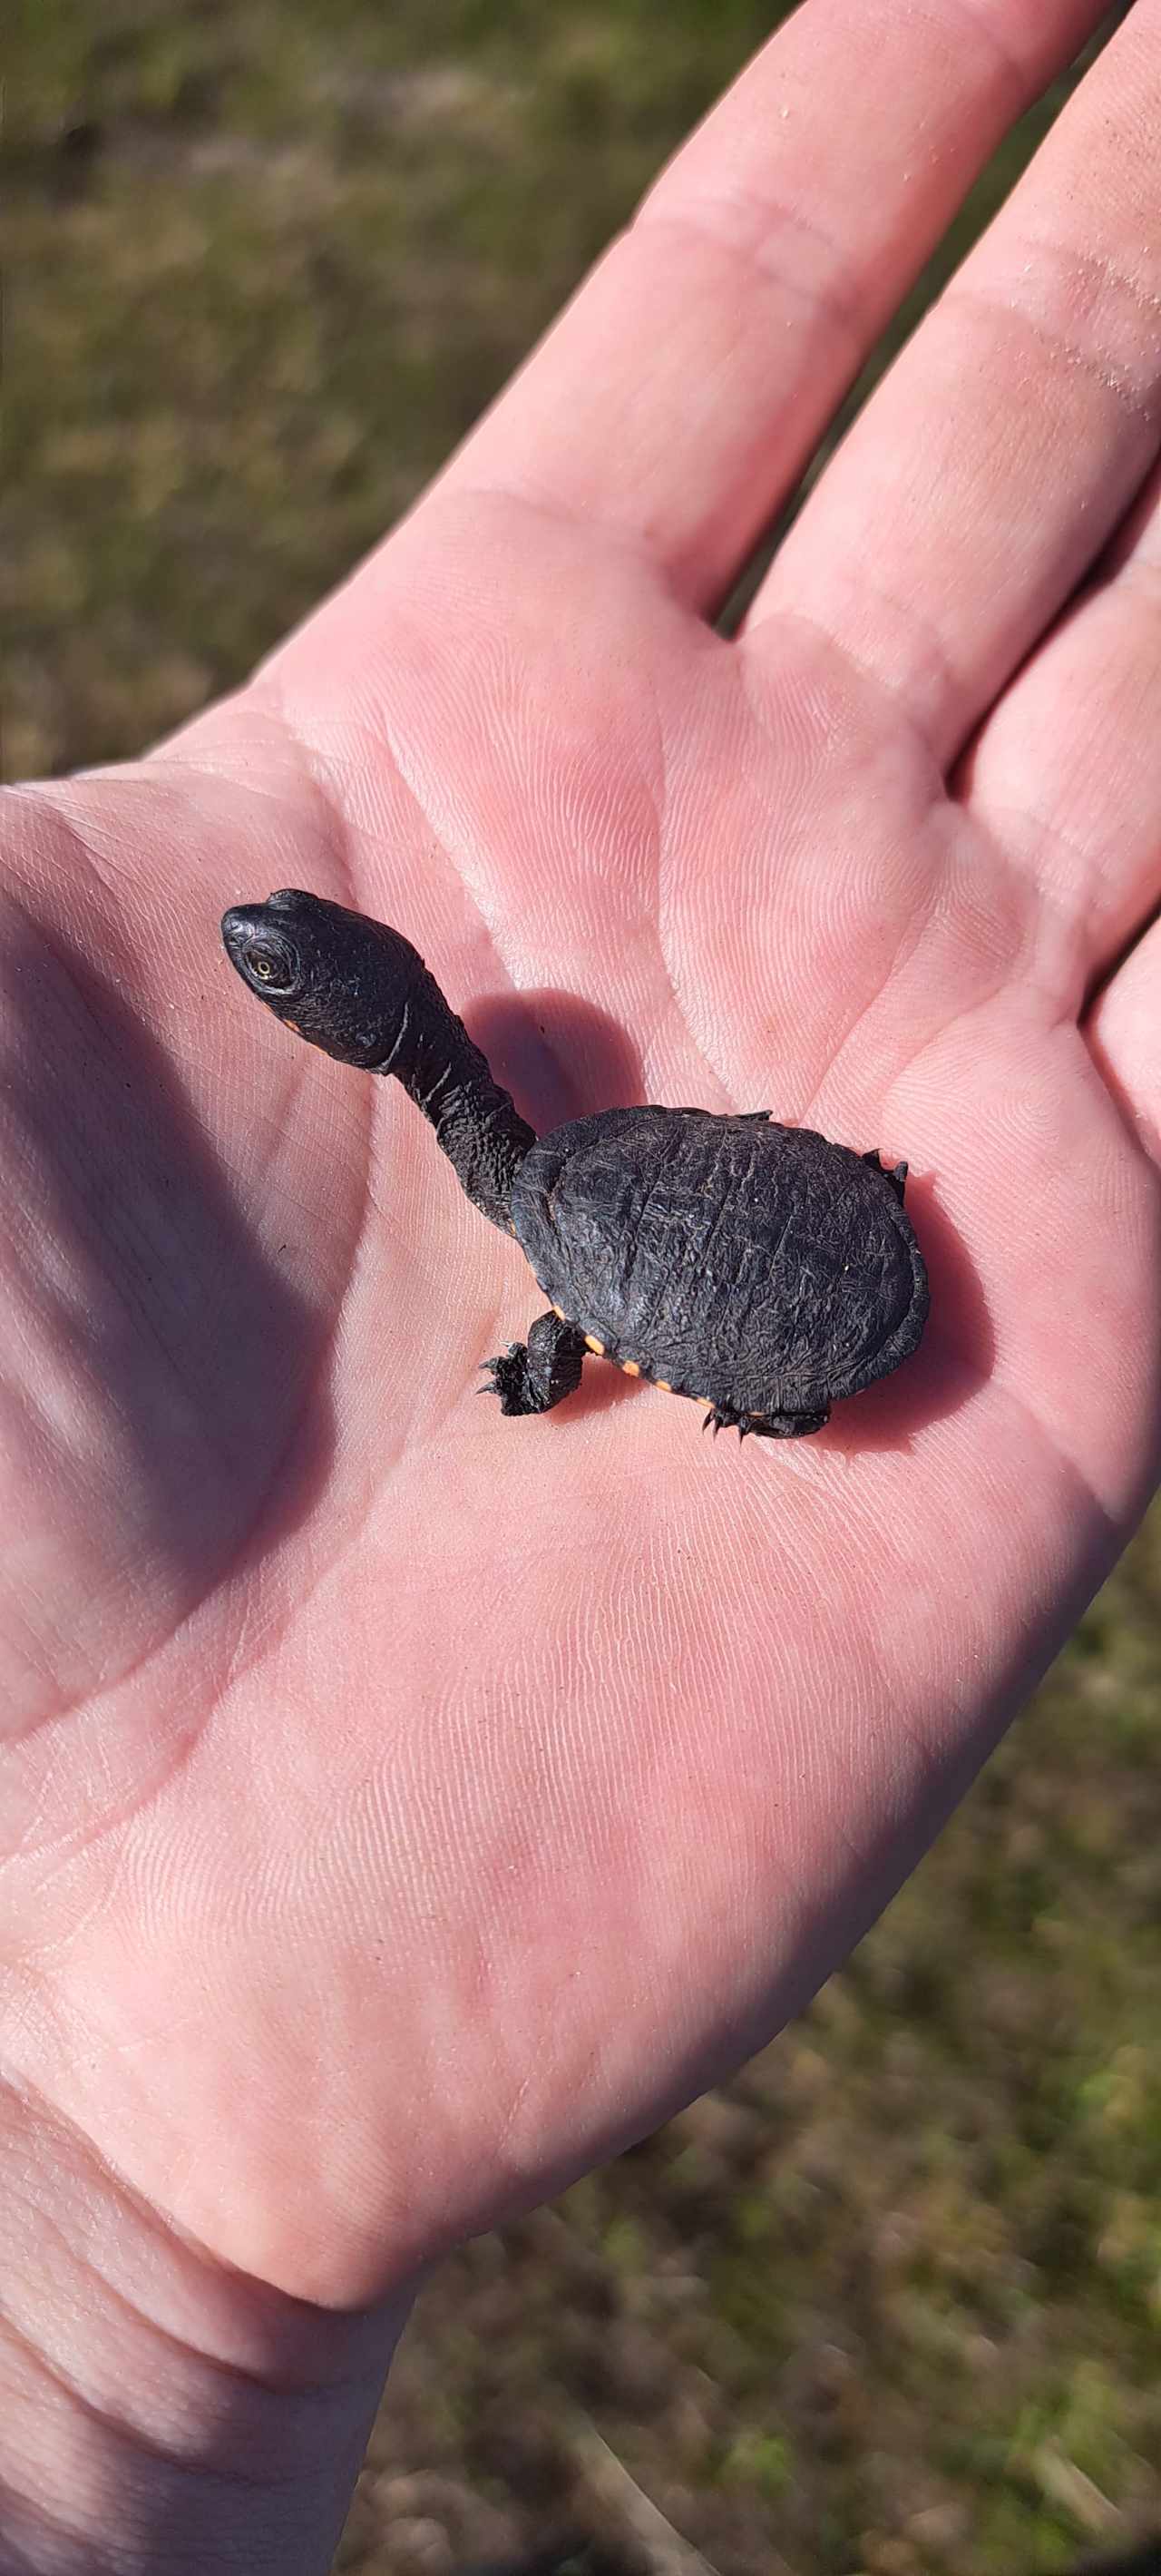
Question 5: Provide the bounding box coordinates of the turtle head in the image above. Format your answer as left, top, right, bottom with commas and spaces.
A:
221, 888, 423, 1069
222, 886, 537, 1230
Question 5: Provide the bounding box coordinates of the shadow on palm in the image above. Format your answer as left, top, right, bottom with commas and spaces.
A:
0, 901, 336, 1725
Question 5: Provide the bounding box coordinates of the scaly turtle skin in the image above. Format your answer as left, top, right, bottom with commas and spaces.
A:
221, 890, 929, 1440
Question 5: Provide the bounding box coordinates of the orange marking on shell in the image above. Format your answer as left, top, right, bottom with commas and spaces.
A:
584, 1335, 606, 1356
655, 1378, 672, 1393
620, 1359, 641, 1377
551, 1304, 567, 1320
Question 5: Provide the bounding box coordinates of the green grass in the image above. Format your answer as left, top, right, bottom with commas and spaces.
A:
367, 1527, 1159, 2571
6, 0, 793, 775
8, 5, 1158, 2570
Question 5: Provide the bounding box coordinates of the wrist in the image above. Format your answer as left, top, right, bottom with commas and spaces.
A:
0, 2075, 406, 2574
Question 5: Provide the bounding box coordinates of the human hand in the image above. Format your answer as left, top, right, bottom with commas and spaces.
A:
3, 1, 1159, 2561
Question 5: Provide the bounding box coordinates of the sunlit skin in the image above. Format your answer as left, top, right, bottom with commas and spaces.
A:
2, 2, 1160, 2562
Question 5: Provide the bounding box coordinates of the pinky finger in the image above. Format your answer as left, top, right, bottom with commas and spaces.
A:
1089, 917, 1161, 1168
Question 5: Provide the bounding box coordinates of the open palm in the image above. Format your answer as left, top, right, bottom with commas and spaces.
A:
3, 0, 1159, 2430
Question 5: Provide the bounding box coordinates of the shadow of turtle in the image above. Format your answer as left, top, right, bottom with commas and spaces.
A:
467, 986, 647, 1426
466, 985, 990, 1451
467, 986, 645, 1134
816, 1160, 995, 1455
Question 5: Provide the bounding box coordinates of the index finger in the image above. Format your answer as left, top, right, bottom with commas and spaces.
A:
431, 0, 1108, 610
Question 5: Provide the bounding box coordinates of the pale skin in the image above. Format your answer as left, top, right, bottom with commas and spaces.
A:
3, 1, 1161, 2564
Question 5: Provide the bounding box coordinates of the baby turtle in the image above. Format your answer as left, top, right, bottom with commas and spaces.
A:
221, 890, 929, 1440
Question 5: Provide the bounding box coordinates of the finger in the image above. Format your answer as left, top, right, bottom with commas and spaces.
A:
430, 0, 1107, 610
961, 463, 1161, 992
1089, 915, 1161, 1170
747, 1, 1161, 764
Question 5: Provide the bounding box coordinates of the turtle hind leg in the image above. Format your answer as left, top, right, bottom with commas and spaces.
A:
481, 1310, 587, 1417
703, 1400, 830, 1441
863, 1149, 909, 1204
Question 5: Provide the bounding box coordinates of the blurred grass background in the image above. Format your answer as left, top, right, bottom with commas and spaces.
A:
7, 4, 1159, 2571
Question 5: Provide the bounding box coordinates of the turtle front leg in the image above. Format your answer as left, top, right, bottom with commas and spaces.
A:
481, 1311, 587, 1417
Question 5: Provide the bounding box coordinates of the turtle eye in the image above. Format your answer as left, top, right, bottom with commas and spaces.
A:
248, 936, 298, 991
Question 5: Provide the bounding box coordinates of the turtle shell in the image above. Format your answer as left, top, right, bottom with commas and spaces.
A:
511, 1106, 928, 1417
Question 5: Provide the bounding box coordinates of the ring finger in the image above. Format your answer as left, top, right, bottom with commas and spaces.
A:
746, 0, 1161, 775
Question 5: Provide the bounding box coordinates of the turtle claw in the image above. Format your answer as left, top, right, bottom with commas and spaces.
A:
480, 1344, 530, 1415
863, 1148, 909, 1204
480, 1313, 587, 1417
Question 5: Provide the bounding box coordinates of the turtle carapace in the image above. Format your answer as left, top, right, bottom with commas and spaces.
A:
221, 890, 929, 1441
